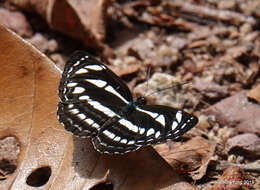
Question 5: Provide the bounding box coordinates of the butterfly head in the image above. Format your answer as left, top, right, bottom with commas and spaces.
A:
122, 96, 147, 114
136, 96, 147, 106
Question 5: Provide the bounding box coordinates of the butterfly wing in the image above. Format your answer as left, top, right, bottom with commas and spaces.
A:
57, 51, 133, 138
92, 105, 198, 153
57, 51, 198, 154
133, 105, 198, 145
59, 51, 133, 103
92, 135, 141, 154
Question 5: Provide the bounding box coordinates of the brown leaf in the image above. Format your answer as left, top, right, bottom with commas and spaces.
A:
0, 23, 69, 189
247, 83, 260, 104
0, 24, 186, 189
154, 136, 216, 180
8, 0, 113, 56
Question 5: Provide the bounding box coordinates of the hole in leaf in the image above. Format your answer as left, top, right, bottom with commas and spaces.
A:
26, 166, 51, 187
90, 181, 113, 190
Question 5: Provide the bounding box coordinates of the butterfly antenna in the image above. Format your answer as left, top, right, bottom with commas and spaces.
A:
144, 66, 152, 97
146, 82, 191, 97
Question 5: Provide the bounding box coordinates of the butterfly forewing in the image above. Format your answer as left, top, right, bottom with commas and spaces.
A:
59, 51, 133, 104
58, 51, 133, 138
57, 51, 198, 154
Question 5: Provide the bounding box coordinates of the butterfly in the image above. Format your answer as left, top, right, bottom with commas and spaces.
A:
57, 51, 198, 154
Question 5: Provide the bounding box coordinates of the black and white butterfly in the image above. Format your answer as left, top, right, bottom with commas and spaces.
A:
57, 51, 198, 154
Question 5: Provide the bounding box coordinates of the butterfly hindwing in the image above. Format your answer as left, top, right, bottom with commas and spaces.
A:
92, 136, 140, 154
92, 105, 198, 153
133, 105, 198, 144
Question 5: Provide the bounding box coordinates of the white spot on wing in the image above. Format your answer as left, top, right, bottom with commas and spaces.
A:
68, 104, 74, 108
139, 128, 145, 135
67, 118, 73, 124
72, 87, 85, 94
92, 123, 100, 129
78, 113, 86, 120
176, 111, 182, 123
103, 130, 109, 136
119, 119, 138, 133
172, 121, 178, 130
85, 118, 94, 125
74, 124, 82, 131
114, 136, 121, 142
155, 131, 160, 138
109, 133, 115, 139
128, 140, 135, 145
88, 101, 116, 117
85, 65, 103, 71
156, 115, 165, 126
120, 139, 127, 144
103, 130, 115, 139
173, 129, 179, 134
136, 108, 159, 118
75, 68, 88, 74
67, 82, 78, 87
68, 67, 73, 73
70, 109, 79, 114
86, 79, 107, 88
146, 128, 155, 136
73, 61, 80, 66
181, 123, 187, 129
79, 95, 90, 100
105, 86, 128, 103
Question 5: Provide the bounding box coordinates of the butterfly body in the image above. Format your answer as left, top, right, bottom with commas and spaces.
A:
57, 51, 198, 154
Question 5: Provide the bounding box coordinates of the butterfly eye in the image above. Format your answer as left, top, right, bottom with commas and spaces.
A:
136, 97, 147, 106
57, 51, 198, 154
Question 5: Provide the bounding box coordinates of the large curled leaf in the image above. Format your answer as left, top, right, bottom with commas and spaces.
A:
8, 0, 113, 56
0, 24, 193, 190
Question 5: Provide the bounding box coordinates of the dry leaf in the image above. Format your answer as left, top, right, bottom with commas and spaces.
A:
0, 24, 188, 190
247, 83, 260, 103
154, 136, 215, 180
0, 23, 69, 189
8, 0, 113, 56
